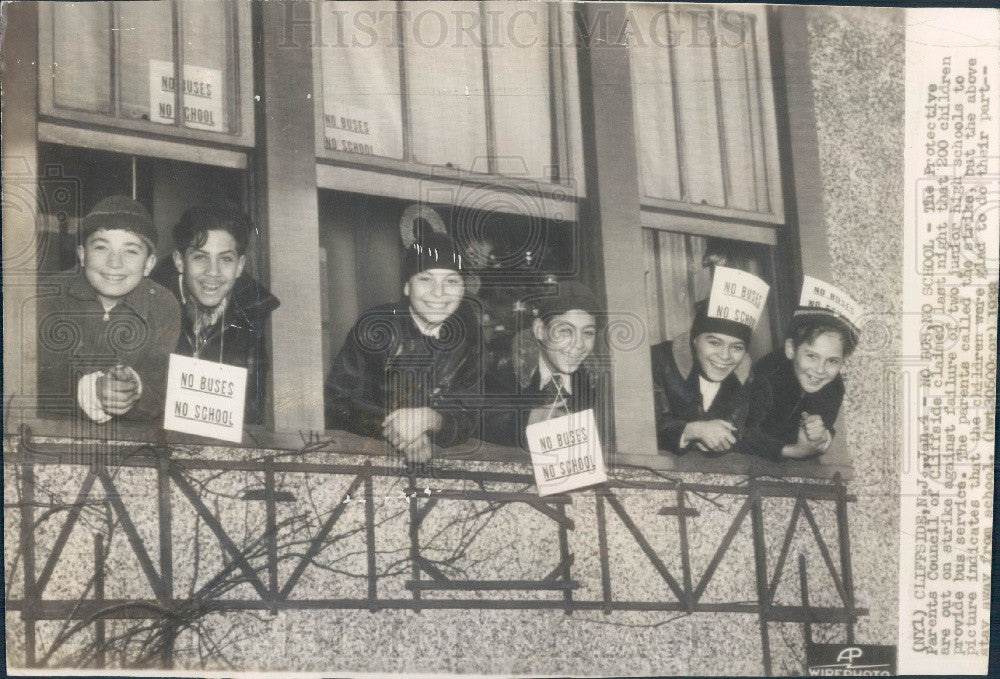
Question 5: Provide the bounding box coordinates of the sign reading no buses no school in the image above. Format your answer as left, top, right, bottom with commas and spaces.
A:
163, 353, 247, 443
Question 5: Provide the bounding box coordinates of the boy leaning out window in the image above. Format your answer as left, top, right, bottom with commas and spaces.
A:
36, 195, 181, 423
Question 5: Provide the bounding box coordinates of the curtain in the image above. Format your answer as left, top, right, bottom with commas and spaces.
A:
52, 3, 112, 114
486, 1, 553, 180
629, 5, 774, 213
319, 2, 404, 159
403, 1, 488, 170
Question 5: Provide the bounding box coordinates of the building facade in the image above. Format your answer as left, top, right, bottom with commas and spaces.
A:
2, 2, 904, 674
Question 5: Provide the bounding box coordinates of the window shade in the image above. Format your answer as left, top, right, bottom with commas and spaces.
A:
629, 4, 777, 214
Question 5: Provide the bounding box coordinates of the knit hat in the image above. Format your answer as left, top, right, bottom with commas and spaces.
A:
401, 231, 464, 281
81, 195, 157, 250
534, 281, 601, 321
690, 299, 753, 345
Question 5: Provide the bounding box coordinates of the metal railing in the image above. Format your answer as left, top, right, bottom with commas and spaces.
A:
5, 423, 864, 674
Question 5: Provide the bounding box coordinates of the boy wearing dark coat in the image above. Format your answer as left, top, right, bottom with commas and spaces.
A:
481, 282, 610, 451
151, 204, 280, 424
740, 306, 858, 461
324, 232, 481, 463
650, 299, 756, 454
36, 195, 181, 422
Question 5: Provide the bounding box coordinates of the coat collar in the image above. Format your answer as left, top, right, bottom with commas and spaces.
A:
510, 328, 594, 391
150, 257, 280, 321
671, 331, 752, 384
67, 272, 158, 318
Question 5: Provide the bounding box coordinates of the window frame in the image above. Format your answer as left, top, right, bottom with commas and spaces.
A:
311, 1, 585, 212
630, 3, 785, 227
37, 1, 256, 150
624, 4, 851, 479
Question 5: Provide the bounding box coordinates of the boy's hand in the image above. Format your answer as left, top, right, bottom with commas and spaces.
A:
96, 366, 141, 415
800, 412, 828, 441
782, 424, 828, 459
682, 419, 737, 453
399, 433, 434, 464
382, 407, 443, 450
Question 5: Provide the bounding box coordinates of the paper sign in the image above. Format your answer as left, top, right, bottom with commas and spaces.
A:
163, 354, 247, 443
799, 275, 863, 328
525, 408, 608, 496
707, 266, 770, 329
149, 60, 224, 132
321, 102, 392, 157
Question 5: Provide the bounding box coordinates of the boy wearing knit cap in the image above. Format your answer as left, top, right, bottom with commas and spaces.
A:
482, 280, 609, 450
650, 267, 770, 454
324, 231, 481, 463
741, 276, 861, 461
36, 195, 181, 422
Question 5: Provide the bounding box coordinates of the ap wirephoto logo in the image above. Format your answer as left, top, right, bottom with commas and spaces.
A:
805, 644, 897, 676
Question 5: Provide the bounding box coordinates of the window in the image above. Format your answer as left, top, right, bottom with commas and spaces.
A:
629, 3, 782, 219
631, 3, 786, 345
40, 0, 254, 146
642, 230, 777, 359
626, 4, 832, 474
315, 1, 580, 185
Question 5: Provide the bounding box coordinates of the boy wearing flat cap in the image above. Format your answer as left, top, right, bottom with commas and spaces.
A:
324, 231, 481, 463
36, 195, 181, 422
741, 277, 861, 461
482, 281, 609, 450
650, 267, 770, 455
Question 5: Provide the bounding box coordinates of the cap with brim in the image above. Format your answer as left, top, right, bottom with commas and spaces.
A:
534, 281, 601, 320
690, 299, 753, 345
787, 306, 860, 351
81, 195, 157, 250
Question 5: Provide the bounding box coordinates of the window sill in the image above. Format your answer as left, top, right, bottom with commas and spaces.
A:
657, 448, 853, 481
5, 417, 851, 482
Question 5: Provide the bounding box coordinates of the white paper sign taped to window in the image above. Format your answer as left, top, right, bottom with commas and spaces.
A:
525, 408, 608, 496
321, 101, 391, 157
149, 60, 224, 131
707, 265, 770, 329
163, 354, 247, 443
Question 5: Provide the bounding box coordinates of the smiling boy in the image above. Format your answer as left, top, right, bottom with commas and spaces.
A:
324, 231, 480, 463
151, 204, 280, 424
650, 299, 758, 454
482, 282, 608, 450
36, 195, 181, 422
741, 305, 859, 461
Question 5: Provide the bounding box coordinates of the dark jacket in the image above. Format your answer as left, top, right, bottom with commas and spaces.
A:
481, 329, 611, 452
36, 272, 181, 422
650, 332, 754, 453
323, 300, 481, 447
739, 349, 845, 461
151, 259, 280, 424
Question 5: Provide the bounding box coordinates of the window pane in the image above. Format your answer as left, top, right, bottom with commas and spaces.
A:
318, 2, 404, 159
714, 8, 769, 212
670, 7, 726, 207
403, 1, 488, 170
178, 0, 233, 134
118, 0, 233, 133
630, 3, 682, 201
486, 2, 553, 180
629, 5, 777, 213
117, 1, 174, 124
52, 2, 112, 114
